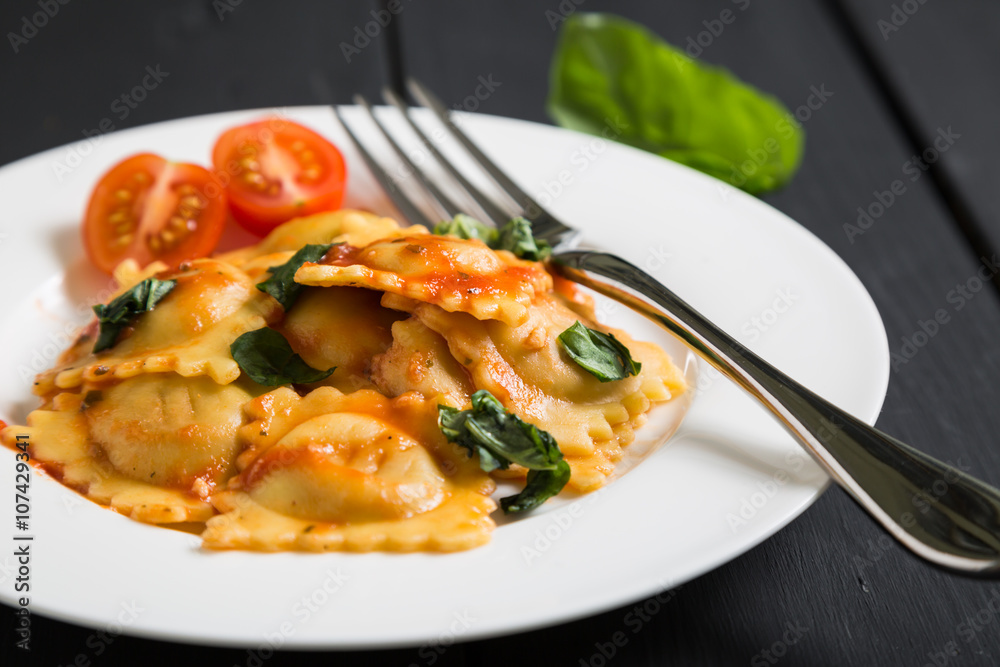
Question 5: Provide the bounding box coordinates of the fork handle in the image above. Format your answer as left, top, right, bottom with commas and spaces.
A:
551, 250, 1000, 575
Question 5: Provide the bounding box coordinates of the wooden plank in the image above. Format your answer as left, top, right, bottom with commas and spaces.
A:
0, 0, 389, 167
835, 0, 1000, 284
397, 0, 1000, 665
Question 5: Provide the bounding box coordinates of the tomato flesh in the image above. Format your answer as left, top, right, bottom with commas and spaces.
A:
83, 153, 227, 274
212, 119, 347, 236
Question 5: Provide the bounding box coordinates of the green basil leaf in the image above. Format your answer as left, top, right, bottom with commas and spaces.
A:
256, 243, 335, 310
557, 320, 641, 382
438, 390, 568, 513
548, 13, 804, 194
500, 461, 572, 513
495, 217, 551, 261
230, 328, 335, 386
92, 278, 176, 353
432, 214, 498, 245
434, 214, 551, 261
440, 390, 563, 470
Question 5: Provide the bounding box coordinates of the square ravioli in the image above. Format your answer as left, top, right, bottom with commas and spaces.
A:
5, 209, 687, 552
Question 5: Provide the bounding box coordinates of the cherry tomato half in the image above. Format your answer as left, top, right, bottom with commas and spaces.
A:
212, 119, 347, 236
83, 153, 228, 274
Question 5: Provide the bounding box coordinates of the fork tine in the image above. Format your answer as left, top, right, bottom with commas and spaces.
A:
381, 87, 516, 227
407, 78, 574, 242
353, 94, 466, 221
331, 105, 436, 229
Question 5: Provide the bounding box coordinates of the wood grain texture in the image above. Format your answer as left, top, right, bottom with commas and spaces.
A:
834, 0, 1000, 288
3, 0, 1000, 665
0, 0, 389, 167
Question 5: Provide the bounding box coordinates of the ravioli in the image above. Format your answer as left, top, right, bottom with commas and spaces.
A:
6, 207, 689, 551
216, 209, 422, 266
277, 287, 404, 393
396, 294, 686, 491
370, 316, 474, 408
83, 375, 263, 491
203, 387, 496, 551
112, 258, 170, 293
1, 375, 261, 523
295, 235, 553, 327
34, 259, 281, 394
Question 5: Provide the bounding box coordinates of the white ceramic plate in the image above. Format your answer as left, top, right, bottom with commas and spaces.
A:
0, 107, 889, 649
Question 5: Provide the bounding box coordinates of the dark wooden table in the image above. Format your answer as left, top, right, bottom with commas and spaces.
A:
3, 1, 1000, 665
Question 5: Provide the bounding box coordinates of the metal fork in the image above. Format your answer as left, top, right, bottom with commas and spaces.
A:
333, 79, 1000, 576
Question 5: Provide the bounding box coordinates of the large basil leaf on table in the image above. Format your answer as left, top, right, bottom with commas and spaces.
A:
548, 13, 804, 194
